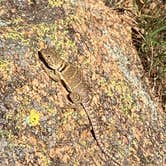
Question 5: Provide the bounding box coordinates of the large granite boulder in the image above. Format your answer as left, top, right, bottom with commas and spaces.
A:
0, 0, 164, 165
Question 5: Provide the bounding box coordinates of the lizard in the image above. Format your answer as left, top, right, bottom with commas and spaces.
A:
38, 48, 120, 165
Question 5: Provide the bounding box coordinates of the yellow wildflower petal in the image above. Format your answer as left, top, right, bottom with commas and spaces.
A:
28, 109, 40, 126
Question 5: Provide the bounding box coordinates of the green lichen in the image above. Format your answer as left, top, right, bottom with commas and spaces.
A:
0, 59, 10, 70
2, 11, 77, 54
34, 23, 51, 38
33, 21, 77, 55
5, 28, 30, 46
44, 104, 58, 116
113, 81, 134, 115
103, 76, 135, 116
48, 0, 64, 7
12, 17, 23, 24
0, 59, 12, 79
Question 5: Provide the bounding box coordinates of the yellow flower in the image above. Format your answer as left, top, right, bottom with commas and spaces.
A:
28, 109, 40, 126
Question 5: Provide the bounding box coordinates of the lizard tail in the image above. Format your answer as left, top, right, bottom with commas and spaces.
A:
82, 103, 121, 166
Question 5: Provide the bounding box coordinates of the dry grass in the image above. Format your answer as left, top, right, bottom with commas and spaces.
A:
105, 0, 166, 108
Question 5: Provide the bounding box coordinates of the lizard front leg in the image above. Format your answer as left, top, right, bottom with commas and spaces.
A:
41, 63, 60, 82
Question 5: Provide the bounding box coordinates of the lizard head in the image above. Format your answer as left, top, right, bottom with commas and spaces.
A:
39, 48, 66, 71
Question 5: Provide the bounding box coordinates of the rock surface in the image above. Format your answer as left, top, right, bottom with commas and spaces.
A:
0, 0, 164, 165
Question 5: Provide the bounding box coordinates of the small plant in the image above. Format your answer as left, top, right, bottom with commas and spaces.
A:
132, 1, 166, 106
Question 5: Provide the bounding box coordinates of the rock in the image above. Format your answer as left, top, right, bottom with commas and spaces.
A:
0, 0, 164, 165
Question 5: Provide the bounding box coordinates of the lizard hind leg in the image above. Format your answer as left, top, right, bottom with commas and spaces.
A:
68, 92, 82, 105
61, 92, 82, 110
